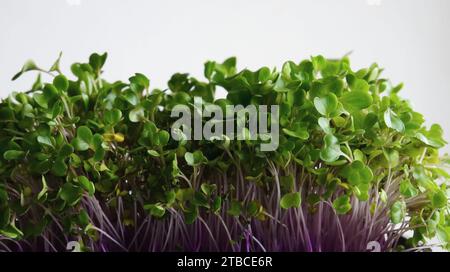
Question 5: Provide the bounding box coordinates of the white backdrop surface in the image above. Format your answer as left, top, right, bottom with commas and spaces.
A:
0, 0, 449, 152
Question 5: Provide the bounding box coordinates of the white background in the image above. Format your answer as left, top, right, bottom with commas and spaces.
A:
0, 0, 449, 153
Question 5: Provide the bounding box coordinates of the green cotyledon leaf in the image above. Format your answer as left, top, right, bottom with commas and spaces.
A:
314, 93, 338, 117
340, 161, 373, 187
184, 150, 207, 166
72, 126, 93, 151
53, 74, 69, 92
320, 134, 342, 163
384, 108, 405, 132
333, 195, 352, 214
390, 200, 406, 224
280, 192, 301, 209
341, 90, 373, 111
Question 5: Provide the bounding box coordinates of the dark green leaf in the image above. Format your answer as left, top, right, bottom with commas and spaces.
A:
78, 176, 95, 196
341, 91, 372, 111
104, 109, 122, 125
59, 183, 83, 206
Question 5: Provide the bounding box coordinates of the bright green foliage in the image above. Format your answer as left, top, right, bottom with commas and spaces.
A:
0, 53, 449, 251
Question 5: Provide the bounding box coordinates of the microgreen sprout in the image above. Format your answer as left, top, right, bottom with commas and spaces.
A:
0, 53, 448, 252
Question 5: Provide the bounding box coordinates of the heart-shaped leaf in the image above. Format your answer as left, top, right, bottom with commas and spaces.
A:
104, 109, 122, 125
129, 106, 145, 123
341, 90, 373, 111
51, 158, 68, 177
280, 192, 301, 209
333, 195, 352, 214
72, 126, 93, 151
53, 75, 69, 92
227, 200, 242, 217
314, 93, 338, 116
184, 151, 207, 166
320, 134, 342, 163
384, 108, 405, 132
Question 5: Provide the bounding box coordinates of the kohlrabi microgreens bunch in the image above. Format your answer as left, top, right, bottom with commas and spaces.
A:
0, 53, 449, 252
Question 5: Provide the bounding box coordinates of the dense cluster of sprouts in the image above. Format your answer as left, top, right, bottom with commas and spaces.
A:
0, 53, 448, 252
